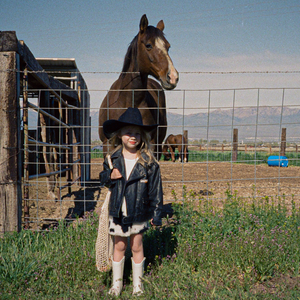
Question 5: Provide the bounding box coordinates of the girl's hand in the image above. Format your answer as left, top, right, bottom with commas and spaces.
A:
110, 168, 122, 180
150, 219, 156, 226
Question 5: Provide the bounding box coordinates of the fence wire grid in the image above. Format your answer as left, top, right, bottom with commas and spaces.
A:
18, 83, 300, 230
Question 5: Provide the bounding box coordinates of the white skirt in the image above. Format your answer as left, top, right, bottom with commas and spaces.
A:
108, 197, 149, 237
108, 215, 149, 237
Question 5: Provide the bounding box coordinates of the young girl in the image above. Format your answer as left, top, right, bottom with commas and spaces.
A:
99, 107, 163, 296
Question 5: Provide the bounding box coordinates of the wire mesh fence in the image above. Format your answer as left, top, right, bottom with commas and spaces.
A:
20, 85, 300, 230
1, 31, 299, 234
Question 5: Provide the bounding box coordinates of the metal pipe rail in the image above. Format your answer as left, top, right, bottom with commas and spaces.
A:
28, 102, 70, 128
28, 167, 72, 180
28, 138, 70, 150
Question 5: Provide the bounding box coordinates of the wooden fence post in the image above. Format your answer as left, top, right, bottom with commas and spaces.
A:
0, 51, 22, 235
280, 128, 286, 156
22, 68, 30, 228
39, 91, 57, 201
184, 130, 188, 152
183, 130, 188, 162
232, 128, 238, 162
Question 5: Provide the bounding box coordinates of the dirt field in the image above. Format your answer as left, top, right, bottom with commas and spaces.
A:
26, 158, 300, 229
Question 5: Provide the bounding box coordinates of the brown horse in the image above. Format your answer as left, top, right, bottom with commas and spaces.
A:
99, 14, 179, 159
162, 134, 188, 162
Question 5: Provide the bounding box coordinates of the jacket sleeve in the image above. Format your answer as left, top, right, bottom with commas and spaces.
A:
147, 162, 163, 226
99, 158, 113, 188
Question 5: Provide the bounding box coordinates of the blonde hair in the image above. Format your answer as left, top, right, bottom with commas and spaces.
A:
108, 127, 156, 165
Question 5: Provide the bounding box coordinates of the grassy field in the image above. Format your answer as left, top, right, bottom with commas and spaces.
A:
1, 189, 300, 299
91, 148, 300, 166
187, 150, 300, 166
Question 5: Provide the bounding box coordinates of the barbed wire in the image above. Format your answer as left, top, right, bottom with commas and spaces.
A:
179, 70, 300, 75
1, 69, 300, 75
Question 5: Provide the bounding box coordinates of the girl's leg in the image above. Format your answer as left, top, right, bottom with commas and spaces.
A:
109, 236, 127, 296
130, 233, 144, 263
113, 235, 127, 262
130, 233, 145, 295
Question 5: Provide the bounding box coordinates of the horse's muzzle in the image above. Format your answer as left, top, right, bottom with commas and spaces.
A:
161, 71, 179, 90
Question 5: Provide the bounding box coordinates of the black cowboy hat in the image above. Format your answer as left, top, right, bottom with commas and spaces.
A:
103, 107, 158, 139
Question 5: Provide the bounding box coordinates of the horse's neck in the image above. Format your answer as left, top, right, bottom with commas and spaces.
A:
118, 72, 149, 104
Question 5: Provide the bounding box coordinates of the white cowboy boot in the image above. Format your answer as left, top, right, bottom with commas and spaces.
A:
131, 257, 146, 295
108, 256, 125, 296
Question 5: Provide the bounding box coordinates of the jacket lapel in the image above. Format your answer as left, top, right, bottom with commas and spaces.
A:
110, 147, 147, 182
127, 164, 144, 182
111, 148, 126, 179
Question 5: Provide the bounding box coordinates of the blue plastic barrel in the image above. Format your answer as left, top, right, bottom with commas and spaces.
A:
267, 156, 288, 167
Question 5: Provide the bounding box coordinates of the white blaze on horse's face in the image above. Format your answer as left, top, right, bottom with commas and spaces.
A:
155, 37, 179, 90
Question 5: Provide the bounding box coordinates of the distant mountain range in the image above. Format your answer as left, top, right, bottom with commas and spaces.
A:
90, 107, 300, 142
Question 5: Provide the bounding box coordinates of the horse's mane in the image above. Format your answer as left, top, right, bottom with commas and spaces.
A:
121, 26, 165, 75
122, 34, 139, 74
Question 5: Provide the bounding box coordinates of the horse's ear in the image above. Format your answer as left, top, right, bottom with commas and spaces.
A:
140, 14, 148, 34
156, 20, 164, 32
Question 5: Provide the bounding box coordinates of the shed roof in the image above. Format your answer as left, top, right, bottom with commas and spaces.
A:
36, 58, 78, 70
36, 58, 81, 89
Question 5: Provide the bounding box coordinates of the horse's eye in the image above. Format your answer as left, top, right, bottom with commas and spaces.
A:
145, 44, 152, 50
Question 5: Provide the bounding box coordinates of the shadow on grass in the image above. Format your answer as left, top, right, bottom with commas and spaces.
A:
121, 203, 178, 282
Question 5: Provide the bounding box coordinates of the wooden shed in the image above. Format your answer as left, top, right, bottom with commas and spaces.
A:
0, 31, 90, 234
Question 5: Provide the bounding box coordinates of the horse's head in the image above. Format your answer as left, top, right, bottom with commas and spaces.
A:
137, 14, 179, 90
162, 144, 171, 160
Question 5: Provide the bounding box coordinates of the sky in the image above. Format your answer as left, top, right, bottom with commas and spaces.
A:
1, 0, 300, 112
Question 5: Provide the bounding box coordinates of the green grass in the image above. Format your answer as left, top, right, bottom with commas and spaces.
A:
0, 212, 101, 299
93, 147, 300, 166
149, 190, 300, 299
91, 149, 104, 159
164, 150, 300, 166
2, 193, 300, 299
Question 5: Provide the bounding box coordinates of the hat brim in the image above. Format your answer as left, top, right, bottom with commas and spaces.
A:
103, 119, 158, 139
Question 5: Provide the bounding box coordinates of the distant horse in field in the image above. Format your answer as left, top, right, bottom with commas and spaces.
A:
99, 14, 179, 159
162, 134, 188, 162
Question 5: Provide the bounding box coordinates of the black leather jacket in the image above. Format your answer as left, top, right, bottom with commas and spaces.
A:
99, 147, 163, 226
